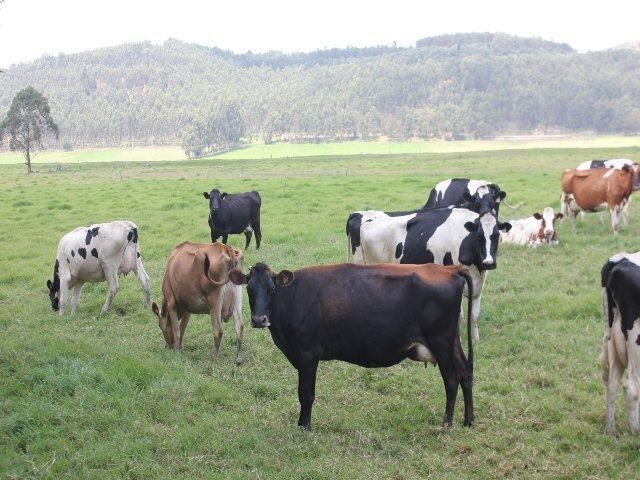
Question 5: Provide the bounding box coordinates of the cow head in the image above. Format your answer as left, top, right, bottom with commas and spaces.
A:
631, 163, 640, 191
46, 259, 60, 311
533, 207, 563, 245
464, 212, 511, 270
203, 189, 227, 220
151, 302, 174, 348
463, 185, 506, 215
228, 262, 294, 328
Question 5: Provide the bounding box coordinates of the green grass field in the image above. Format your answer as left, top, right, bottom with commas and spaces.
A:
2, 147, 640, 478
1, 135, 640, 165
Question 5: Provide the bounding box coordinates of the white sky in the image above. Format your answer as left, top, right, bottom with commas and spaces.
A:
0, 0, 638, 68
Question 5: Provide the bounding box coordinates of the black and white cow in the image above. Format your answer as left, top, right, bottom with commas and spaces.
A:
600, 251, 640, 435
203, 189, 262, 249
46, 220, 151, 316
424, 178, 506, 214
228, 262, 475, 430
350, 206, 511, 342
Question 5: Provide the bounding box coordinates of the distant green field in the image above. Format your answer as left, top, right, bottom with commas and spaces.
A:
2, 135, 640, 165
2, 146, 640, 478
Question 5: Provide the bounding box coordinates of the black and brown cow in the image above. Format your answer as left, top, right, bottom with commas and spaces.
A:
229, 262, 474, 430
203, 189, 262, 249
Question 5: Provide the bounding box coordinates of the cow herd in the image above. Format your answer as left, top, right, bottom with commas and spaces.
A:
45, 160, 640, 435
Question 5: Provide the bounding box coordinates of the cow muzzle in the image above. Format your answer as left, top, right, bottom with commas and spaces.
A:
251, 315, 271, 328
482, 261, 496, 270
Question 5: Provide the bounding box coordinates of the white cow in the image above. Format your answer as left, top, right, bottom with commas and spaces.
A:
46, 220, 151, 316
601, 251, 640, 435
500, 207, 563, 247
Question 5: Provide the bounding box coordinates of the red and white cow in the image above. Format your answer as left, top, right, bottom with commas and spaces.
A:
601, 251, 640, 435
561, 167, 637, 235
46, 221, 151, 315
499, 207, 563, 247
569, 159, 640, 225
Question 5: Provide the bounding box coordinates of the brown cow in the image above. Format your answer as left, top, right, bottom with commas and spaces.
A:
561, 167, 636, 235
152, 242, 245, 363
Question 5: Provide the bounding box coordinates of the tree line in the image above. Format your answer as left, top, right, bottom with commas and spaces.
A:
1, 33, 640, 150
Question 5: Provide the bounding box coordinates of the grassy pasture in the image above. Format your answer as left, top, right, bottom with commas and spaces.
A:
1, 134, 639, 165
1, 147, 640, 478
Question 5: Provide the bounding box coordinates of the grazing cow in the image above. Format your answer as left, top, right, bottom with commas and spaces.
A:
228, 262, 474, 430
424, 178, 506, 214
203, 189, 262, 249
561, 167, 637, 234
600, 251, 640, 435
46, 221, 151, 316
151, 242, 244, 363
499, 207, 563, 247
573, 159, 639, 225
350, 206, 511, 342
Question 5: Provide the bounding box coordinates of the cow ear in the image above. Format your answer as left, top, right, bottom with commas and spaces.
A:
46, 280, 52, 289
555, 213, 564, 220
276, 270, 294, 287
203, 192, 210, 199
462, 191, 474, 203
228, 269, 248, 285
151, 302, 160, 318
464, 221, 478, 232
499, 222, 512, 232
221, 192, 228, 199
622, 165, 631, 172
533, 212, 542, 220
498, 191, 507, 201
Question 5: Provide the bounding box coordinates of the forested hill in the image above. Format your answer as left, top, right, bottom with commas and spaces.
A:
1, 33, 640, 148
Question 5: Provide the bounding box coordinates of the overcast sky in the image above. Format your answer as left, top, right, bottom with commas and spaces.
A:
0, 0, 638, 68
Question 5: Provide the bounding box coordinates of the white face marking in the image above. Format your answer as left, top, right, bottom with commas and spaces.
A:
480, 213, 496, 264
542, 207, 556, 237
604, 169, 615, 178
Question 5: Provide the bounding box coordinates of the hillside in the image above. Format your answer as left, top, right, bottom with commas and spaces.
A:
1, 33, 640, 148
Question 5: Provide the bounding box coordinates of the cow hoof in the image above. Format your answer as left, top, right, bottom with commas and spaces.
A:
298, 424, 311, 431
235, 354, 244, 365
463, 419, 474, 428
604, 426, 617, 437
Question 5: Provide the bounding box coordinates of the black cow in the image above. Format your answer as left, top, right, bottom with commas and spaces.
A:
424, 178, 506, 214
203, 189, 262, 249
228, 262, 474, 430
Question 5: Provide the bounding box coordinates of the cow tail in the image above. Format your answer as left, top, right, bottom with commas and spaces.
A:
601, 261, 619, 329
202, 253, 230, 286
345, 213, 355, 262
456, 267, 474, 381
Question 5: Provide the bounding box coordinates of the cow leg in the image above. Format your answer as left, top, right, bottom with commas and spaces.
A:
101, 267, 119, 315
622, 200, 630, 227
297, 359, 318, 430
221, 233, 229, 245
58, 278, 70, 317
434, 350, 459, 429
453, 335, 474, 427
209, 300, 224, 359
604, 334, 624, 436
179, 312, 190, 346
233, 300, 244, 365
168, 303, 182, 352
626, 326, 640, 434
470, 292, 482, 342
598, 211, 605, 224
244, 230, 253, 250
133, 254, 152, 310
253, 223, 262, 250
610, 206, 621, 235
70, 284, 83, 314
